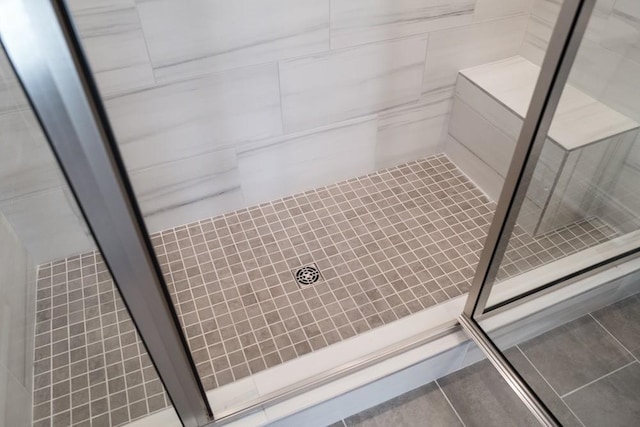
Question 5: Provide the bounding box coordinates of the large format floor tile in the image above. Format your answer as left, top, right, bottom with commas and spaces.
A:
342, 382, 462, 427
518, 315, 633, 396
505, 348, 582, 427
592, 294, 640, 358
437, 359, 540, 427
564, 362, 640, 427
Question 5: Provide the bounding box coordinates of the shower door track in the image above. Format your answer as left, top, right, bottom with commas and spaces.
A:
207, 320, 460, 425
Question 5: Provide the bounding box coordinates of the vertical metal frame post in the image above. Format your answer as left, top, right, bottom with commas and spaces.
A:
458, 0, 596, 425
463, 0, 597, 319
0, 1, 212, 425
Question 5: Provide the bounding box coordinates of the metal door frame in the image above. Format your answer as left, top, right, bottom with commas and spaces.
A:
458, 0, 614, 425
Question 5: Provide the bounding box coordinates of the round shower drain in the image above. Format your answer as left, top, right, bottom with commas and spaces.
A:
295, 265, 320, 286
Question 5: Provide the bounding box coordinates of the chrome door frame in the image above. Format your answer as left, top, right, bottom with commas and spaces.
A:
0, 1, 212, 425
460, 0, 596, 425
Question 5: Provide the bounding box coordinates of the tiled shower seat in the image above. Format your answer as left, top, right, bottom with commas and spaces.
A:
446, 55, 639, 236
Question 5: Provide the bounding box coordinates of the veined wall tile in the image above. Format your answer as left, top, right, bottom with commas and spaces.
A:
422, 15, 528, 94
520, 5, 621, 100
602, 0, 640, 64
0, 49, 29, 114
0, 362, 31, 427
136, 0, 330, 83
449, 97, 515, 177
106, 62, 282, 171
0, 110, 66, 202
0, 212, 29, 388
455, 74, 523, 141
131, 149, 244, 233
71, 6, 155, 95
280, 37, 427, 133
601, 56, 640, 123
67, 0, 134, 13
445, 135, 503, 200
473, 0, 534, 22
330, 0, 474, 49
0, 188, 95, 263
375, 88, 453, 170
238, 117, 378, 206
519, 14, 551, 65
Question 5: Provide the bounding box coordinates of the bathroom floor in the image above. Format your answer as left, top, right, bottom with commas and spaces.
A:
31, 154, 618, 426
333, 293, 640, 427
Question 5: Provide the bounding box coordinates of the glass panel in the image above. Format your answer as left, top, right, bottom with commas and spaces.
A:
474, 1, 640, 424
0, 46, 177, 426
481, 0, 640, 310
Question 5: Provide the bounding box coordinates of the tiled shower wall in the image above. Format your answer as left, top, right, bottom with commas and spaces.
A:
521, 0, 640, 230
65, 0, 530, 244
0, 211, 36, 426
1, 1, 535, 262
0, 50, 94, 263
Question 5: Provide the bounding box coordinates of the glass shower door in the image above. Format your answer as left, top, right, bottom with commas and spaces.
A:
461, 0, 640, 425
0, 0, 210, 425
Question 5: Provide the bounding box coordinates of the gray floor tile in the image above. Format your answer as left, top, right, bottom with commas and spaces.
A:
505, 347, 582, 427
592, 294, 640, 359
438, 359, 540, 427
343, 382, 462, 427
519, 315, 633, 396
564, 362, 640, 427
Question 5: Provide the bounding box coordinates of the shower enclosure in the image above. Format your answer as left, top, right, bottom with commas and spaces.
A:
0, 0, 638, 425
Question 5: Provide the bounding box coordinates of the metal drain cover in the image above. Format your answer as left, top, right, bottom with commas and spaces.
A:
294, 264, 321, 287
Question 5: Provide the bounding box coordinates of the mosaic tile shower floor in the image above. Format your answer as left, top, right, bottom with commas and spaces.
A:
32, 154, 618, 426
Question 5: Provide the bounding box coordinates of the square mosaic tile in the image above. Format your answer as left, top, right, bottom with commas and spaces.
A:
32, 154, 619, 426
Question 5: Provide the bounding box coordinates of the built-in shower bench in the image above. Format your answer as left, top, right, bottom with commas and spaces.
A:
446, 55, 639, 236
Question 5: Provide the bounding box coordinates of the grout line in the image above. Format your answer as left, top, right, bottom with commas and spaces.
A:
32, 154, 620, 424
590, 313, 639, 363
514, 346, 587, 427
561, 361, 636, 399
436, 380, 467, 427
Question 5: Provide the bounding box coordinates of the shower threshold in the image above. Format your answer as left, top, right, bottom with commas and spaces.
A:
32, 154, 618, 426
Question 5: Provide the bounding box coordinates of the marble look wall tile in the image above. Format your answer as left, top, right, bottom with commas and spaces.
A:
136, 0, 329, 83
519, 14, 551, 65
422, 14, 528, 94
473, 0, 534, 22
130, 149, 244, 233
602, 0, 640, 64
0, 188, 95, 263
0, 362, 32, 427
0, 212, 29, 389
238, 117, 378, 206
444, 135, 503, 200
69, 4, 155, 95
455, 74, 524, 141
329, 0, 474, 49
448, 96, 515, 177
68, 0, 134, 13
600, 56, 640, 123
0, 49, 29, 114
0, 110, 66, 202
375, 88, 453, 170
280, 37, 427, 133
520, 14, 622, 100
106, 62, 282, 171
459, 56, 638, 150
525, 0, 614, 44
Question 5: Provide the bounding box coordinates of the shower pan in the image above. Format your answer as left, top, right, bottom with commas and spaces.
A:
1, 0, 639, 426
